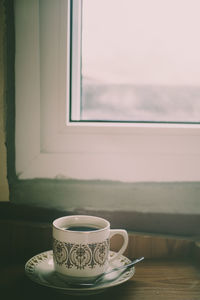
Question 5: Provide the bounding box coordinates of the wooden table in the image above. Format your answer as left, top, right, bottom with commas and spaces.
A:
0, 219, 200, 299
1, 259, 200, 300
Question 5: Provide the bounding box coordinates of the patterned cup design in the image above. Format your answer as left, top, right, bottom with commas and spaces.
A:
52, 215, 128, 279
53, 238, 109, 270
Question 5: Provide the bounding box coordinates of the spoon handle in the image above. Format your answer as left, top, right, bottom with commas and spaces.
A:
94, 256, 144, 284
107, 256, 144, 274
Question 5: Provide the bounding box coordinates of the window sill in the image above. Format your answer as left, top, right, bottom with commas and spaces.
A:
6, 179, 200, 237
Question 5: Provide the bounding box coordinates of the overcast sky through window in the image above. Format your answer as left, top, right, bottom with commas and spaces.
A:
82, 0, 200, 86
80, 0, 200, 122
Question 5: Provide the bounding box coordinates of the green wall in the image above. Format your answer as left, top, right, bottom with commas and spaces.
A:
0, 0, 9, 202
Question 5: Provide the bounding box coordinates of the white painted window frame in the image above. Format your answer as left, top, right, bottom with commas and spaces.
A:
15, 0, 200, 182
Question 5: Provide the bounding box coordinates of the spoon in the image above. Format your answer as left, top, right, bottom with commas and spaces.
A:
69, 256, 144, 287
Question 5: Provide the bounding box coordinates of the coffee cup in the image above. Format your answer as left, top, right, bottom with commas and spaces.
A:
52, 215, 128, 282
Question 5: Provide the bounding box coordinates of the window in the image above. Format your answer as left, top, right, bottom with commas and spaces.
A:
72, 0, 200, 124
15, 0, 200, 182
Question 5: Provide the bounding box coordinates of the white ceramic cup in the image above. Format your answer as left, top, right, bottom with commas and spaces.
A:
52, 215, 128, 282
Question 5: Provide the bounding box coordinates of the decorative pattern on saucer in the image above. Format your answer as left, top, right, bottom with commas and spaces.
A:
25, 250, 135, 296
53, 238, 109, 269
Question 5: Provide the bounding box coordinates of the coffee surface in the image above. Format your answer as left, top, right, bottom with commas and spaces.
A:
64, 225, 100, 231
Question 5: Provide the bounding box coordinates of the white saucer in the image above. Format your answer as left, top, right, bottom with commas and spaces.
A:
25, 250, 135, 296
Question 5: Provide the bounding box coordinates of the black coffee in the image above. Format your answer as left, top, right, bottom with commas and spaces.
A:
64, 226, 100, 232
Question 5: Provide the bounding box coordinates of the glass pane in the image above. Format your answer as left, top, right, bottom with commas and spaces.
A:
81, 0, 200, 123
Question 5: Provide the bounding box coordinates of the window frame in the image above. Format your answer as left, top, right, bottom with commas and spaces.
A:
15, 0, 200, 182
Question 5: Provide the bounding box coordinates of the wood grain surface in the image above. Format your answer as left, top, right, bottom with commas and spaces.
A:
0, 259, 200, 300
0, 219, 200, 299
111, 232, 196, 260
0, 219, 199, 264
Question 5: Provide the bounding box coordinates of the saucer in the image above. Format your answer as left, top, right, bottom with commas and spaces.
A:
25, 250, 135, 296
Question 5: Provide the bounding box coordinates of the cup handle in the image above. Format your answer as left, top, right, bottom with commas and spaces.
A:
108, 229, 128, 263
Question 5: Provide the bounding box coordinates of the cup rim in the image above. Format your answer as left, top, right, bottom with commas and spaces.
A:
53, 215, 110, 233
